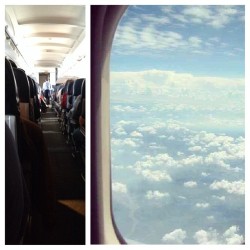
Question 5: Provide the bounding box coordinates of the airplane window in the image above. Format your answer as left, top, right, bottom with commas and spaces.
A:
110, 6, 245, 244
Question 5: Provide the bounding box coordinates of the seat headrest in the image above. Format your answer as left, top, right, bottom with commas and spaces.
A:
5, 58, 20, 116
8, 59, 17, 68
13, 68, 30, 103
73, 78, 84, 96
66, 80, 74, 95
27, 76, 35, 97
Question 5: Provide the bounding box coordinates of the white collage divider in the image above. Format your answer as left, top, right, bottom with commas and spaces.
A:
1, 0, 249, 248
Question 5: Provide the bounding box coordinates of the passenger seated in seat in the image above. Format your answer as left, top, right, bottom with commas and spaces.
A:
72, 98, 85, 153
69, 94, 82, 122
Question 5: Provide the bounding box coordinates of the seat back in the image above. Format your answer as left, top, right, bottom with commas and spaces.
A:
5, 58, 20, 117
5, 115, 17, 143
61, 83, 68, 109
5, 122, 30, 244
66, 80, 74, 110
72, 78, 84, 104
12, 68, 30, 120
27, 76, 41, 121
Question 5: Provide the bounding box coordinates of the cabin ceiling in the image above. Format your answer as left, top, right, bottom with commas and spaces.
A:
5, 5, 85, 72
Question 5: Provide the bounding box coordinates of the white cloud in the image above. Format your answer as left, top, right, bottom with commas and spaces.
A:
162, 229, 187, 244
141, 14, 170, 25
123, 138, 137, 147
181, 6, 241, 29
196, 203, 210, 208
154, 153, 176, 167
111, 138, 138, 148
193, 226, 244, 244
171, 13, 188, 23
114, 127, 127, 135
201, 172, 210, 177
139, 169, 172, 182
178, 196, 187, 200
188, 145, 202, 152
112, 165, 124, 170
114, 19, 186, 53
203, 134, 244, 170
112, 182, 127, 193
130, 131, 143, 137
134, 153, 177, 172
212, 195, 226, 201
111, 71, 244, 118
179, 155, 203, 167
116, 120, 136, 126
223, 226, 244, 244
193, 228, 219, 244
113, 105, 146, 113
188, 36, 202, 47
145, 190, 169, 200
138, 125, 157, 134
184, 181, 197, 188
210, 179, 244, 195
183, 6, 212, 20
205, 151, 231, 169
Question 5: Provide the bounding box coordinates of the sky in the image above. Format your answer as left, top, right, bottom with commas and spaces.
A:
110, 5, 245, 245
111, 5, 245, 78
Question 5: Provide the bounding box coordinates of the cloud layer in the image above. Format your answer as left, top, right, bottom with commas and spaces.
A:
113, 6, 244, 57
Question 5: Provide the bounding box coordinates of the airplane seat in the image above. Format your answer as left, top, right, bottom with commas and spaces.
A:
28, 76, 41, 122
66, 79, 85, 146
12, 67, 31, 121
72, 78, 84, 104
61, 82, 68, 110
66, 80, 74, 111
8, 59, 18, 68
5, 58, 20, 118
54, 85, 63, 117
5, 122, 31, 245
5, 57, 20, 143
5, 58, 31, 244
5, 58, 55, 233
70, 78, 84, 126
81, 78, 85, 99
63, 80, 74, 136
61, 80, 74, 134
33, 81, 42, 121
59, 84, 68, 134
71, 79, 85, 157
27, 76, 35, 121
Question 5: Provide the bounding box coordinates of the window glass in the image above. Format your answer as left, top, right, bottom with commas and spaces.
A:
110, 5, 245, 244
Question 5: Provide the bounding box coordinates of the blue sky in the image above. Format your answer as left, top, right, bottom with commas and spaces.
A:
111, 5, 245, 77
110, 5, 245, 244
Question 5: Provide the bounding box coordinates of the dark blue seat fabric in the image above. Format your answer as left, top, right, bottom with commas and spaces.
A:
27, 76, 41, 121
5, 57, 55, 240
72, 78, 84, 104
5, 58, 20, 116
13, 68, 30, 103
66, 80, 74, 110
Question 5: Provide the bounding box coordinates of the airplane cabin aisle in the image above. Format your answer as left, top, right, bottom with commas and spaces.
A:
26, 107, 85, 245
